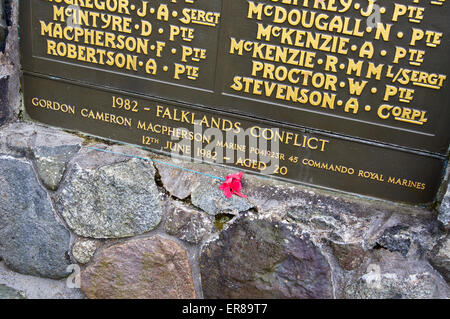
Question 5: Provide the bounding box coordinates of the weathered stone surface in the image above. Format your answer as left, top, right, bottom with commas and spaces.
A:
376, 225, 412, 257
72, 239, 100, 264
245, 179, 388, 242
200, 212, 333, 299
429, 236, 450, 283
81, 235, 196, 299
246, 179, 440, 258
331, 243, 368, 271
344, 250, 449, 299
155, 159, 204, 200
1, 0, 20, 119
0, 1, 6, 53
0, 284, 25, 299
0, 156, 71, 279
439, 184, 450, 228
0, 261, 85, 299
0, 122, 83, 189
55, 145, 162, 238
0, 76, 8, 126
191, 180, 254, 216
0, 122, 36, 156
155, 159, 254, 214
165, 201, 214, 244
246, 176, 346, 211
33, 130, 82, 190
371, 214, 440, 260
156, 157, 255, 215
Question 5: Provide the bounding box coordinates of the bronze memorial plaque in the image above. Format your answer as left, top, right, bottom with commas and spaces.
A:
19, 0, 450, 204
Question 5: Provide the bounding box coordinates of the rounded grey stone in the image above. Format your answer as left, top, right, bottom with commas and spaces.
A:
55, 147, 163, 239
0, 156, 71, 279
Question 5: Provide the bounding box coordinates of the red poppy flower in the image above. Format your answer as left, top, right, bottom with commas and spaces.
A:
219, 172, 247, 199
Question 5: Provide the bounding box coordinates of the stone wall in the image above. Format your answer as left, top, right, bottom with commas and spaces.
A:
0, 0, 20, 125
0, 0, 449, 299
